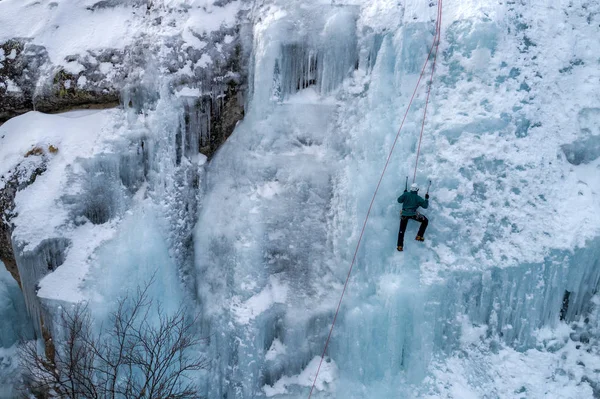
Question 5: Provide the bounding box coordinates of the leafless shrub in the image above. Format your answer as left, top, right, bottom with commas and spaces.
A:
20, 281, 207, 398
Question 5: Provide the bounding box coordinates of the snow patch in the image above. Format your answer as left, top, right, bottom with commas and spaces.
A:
184, 1, 241, 37
63, 61, 85, 75
257, 181, 282, 199
99, 62, 113, 75
263, 356, 337, 397
0, 0, 138, 65
76, 75, 88, 88
38, 221, 117, 303
5, 79, 21, 93
231, 276, 288, 324
175, 87, 201, 98
458, 314, 487, 347
0, 110, 118, 251
195, 53, 213, 68
265, 338, 287, 361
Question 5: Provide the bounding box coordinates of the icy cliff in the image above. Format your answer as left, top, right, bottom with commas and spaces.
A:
195, 0, 600, 397
0, 0, 599, 398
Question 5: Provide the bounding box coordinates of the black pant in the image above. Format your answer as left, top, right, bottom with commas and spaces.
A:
397, 213, 428, 247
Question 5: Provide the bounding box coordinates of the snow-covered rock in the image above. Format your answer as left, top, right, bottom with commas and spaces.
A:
0, 0, 251, 159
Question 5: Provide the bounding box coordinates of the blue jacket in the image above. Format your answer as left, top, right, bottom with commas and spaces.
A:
397, 191, 428, 217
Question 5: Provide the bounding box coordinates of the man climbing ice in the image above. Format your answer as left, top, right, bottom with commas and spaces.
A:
397, 183, 429, 251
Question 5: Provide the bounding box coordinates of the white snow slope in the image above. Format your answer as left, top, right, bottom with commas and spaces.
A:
0, 0, 243, 72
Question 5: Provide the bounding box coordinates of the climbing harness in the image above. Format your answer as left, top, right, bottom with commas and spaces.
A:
307, 1, 443, 397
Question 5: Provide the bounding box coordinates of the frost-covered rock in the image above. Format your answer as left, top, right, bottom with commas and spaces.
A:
0, 147, 48, 287
0, 0, 251, 158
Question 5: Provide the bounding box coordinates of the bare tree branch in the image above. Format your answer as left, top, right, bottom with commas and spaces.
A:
20, 278, 207, 399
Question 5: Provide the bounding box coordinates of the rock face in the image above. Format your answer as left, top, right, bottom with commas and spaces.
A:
0, 150, 51, 344
0, 179, 19, 286
0, 39, 44, 121
0, 155, 47, 288
180, 66, 247, 158
0, 39, 121, 122
0, 0, 251, 156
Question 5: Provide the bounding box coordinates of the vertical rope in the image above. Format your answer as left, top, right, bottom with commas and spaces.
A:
413, 0, 443, 183
307, 1, 443, 397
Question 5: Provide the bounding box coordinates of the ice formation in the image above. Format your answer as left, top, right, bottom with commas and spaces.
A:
195, 0, 600, 397
0, 0, 599, 398
0, 262, 33, 397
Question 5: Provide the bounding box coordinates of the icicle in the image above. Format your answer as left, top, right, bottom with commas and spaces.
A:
12, 238, 70, 337
319, 9, 358, 95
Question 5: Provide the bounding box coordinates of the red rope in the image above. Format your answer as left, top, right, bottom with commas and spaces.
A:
413, 0, 443, 183
307, 2, 443, 397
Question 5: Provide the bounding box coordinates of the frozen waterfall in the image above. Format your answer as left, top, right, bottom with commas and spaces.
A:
0, 0, 599, 398
194, 0, 600, 397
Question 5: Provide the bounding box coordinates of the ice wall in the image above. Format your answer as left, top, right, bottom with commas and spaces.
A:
251, 3, 358, 111
12, 238, 70, 335
0, 81, 203, 338
0, 261, 33, 347
0, 261, 33, 398
325, 0, 600, 394
194, 0, 600, 397
193, 3, 369, 396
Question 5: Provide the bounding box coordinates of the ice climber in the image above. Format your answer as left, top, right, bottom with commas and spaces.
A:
397, 183, 429, 251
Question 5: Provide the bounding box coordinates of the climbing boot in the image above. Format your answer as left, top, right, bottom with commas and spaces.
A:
415, 236, 425, 242
397, 246, 403, 252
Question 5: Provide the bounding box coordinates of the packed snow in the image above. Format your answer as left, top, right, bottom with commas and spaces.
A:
0, 110, 119, 252
0, 0, 138, 66
0, 0, 245, 69
263, 356, 338, 397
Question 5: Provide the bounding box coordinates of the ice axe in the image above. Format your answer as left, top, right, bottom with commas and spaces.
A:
426, 180, 432, 195
404, 176, 409, 192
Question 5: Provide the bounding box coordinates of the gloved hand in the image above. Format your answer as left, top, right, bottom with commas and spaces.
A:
425, 193, 430, 199
404, 189, 407, 192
